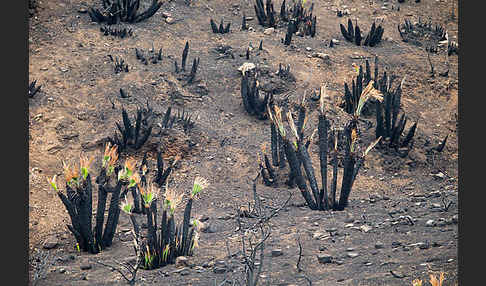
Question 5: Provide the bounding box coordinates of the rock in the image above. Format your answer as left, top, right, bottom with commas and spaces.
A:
312, 231, 328, 240
426, 219, 435, 227
80, 263, 92, 270
162, 12, 171, 18
176, 256, 189, 268
345, 223, 354, 228
272, 249, 283, 257
344, 213, 354, 223
331, 39, 340, 45
312, 52, 330, 60
201, 222, 217, 233
451, 214, 458, 224
59, 268, 66, 274
319, 245, 327, 251
165, 17, 175, 24
317, 254, 332, 264
375, 242, 385, 249
418, 242, 430, 250
360, 225, 372, 233
238, 62, 256, 75
42, 237, 58, 250
213, 266, 227, 274
347, 252, 359, 258
264, 28, 275, 35
390, 270, 405, 278
180, 268, 190, 276
433, 172, 445, 179
78, 7, 87, 13
306, 47, 312, 51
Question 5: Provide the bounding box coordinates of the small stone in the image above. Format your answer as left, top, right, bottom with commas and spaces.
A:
375, 242, 385, 249
306, 47, 312, 51
312, 52, 330, 60
347, 252, 359, 258
264, 27, 275, 35
162, 12, 171, 18
80, 263, 92, 270
213, 266, 227, 274
78, 7, 87, 13
180, 268, 190, 276
418, 242, 430, 250
317, 254, 332, 264
331, 39, 340, 45
426, 219, 435, 227
272, 249, 284, 257
42, 237, 58, 250
360, 225, 372, 233
451, 214, 458, 224
346, 248, 355, 252
433, 172, 445, 179
40, 67, 48, 71
345, 223, 354, 228
364, 262, 373, 266
176, 256, 189, 267
59, 268, 66, 273
165, 17, 175, 24
319, 245, 327, 251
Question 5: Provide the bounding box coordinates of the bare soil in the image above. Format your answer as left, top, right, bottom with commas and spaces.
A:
29, 0, 458, 285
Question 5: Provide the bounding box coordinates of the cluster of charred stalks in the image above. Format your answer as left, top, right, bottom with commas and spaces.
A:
120, 174, 207, 270
88, 0, 163, 25
210, 18, 231, 34
174, 41, 200, 86
160, 106, 196, 132
398, 19, 447, 49
254, 0, 277, 28
48, 145, 135, 253
340, 19, 384, 47
282, 0, 317, 45
135, 46, 163, 65
100, 25, 133, 38
29, 80, 42, 98
240, 68, 273, 120
263, 92, 380, 211
108, 55, 129, 73
340, 57, 418, 157
109, 108, 154, 152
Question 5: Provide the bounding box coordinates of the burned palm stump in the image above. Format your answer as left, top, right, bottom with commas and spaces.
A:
100, 25, 133, 38
120, 176, 208, 270
266, 95, 380, 211
373, 71, 417, 158
49, 147, 138, 254
174, 41, 200, 85
210, 18, 231, 34
135, 47, 163, 65
281, 0, 316, 45
108, 56, 129, 73
240, 69, 272, 120
340, 19, 384, 47
29, 80, 42, 98
109, 108, 154, 152
254, 0, 276, 28
398, 19, 447, 51
88, 0, 163, 25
